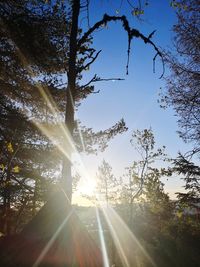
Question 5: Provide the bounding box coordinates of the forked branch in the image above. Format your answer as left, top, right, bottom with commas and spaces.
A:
78, 14, 164, 77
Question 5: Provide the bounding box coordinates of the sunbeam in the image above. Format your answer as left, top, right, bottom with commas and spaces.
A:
32, 209, 73, 267
100, 204, 130, 267
1, 19, 96, 199
95, 207, 110, 267
101, 204, 156, 267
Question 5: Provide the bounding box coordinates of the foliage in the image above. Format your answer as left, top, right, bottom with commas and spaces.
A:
0, 1, 68, 233
96, 160, 119, 204
120, 128, 167, 229
0, 0, 131, 231
173, 153, 200, 204
161, 0, 200, 154
0, 1, 199, 266
121, 128, 166, 201
0, 93, 59, 235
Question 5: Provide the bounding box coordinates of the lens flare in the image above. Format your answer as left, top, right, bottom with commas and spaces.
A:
96, 207, 110, 267
100, 204, 156, 267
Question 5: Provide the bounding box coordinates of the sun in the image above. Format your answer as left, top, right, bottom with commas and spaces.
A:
78, 177, 96, 197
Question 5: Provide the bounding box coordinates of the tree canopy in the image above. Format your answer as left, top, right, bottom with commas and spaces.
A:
163, 0, 200, 155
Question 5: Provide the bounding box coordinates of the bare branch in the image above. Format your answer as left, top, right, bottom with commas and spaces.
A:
78, 13, 164, 76
78, 50, 102, 73
79, 74, 97, 88
80, 74, 125, 89
94, 77, 125, 82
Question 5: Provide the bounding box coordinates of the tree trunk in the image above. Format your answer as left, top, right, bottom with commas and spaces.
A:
62, 0, 80, 203
3, 167, 11, 235
32, 178, 38, 217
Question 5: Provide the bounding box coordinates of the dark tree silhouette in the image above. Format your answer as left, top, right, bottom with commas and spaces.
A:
173, 153, 200, 204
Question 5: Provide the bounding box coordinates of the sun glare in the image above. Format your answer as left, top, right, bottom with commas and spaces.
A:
78, 177, 96, 196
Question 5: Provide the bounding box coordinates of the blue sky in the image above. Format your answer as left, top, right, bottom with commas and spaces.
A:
75, 0, 191, 199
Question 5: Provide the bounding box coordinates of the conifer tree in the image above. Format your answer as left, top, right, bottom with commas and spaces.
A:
1, 0, 162, 205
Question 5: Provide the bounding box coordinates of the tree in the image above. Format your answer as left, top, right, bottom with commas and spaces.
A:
86, 160, 119, 265
0, 1, 69, 234
0, 91, 60, 235
95, 160, 119, 205
160, 0, 200, 215
1, 0, 163, 205
173, 153, 200, 205
120, 164, 141, 226
0, 0, 129, 206
61, 0, 164, 203
144, 168, 172, 223
121, 128, 166, 226
161, 0, 200, 155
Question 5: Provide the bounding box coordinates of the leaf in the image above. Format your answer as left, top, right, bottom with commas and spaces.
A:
0, 164, 5, 172
176, 211, 183, 218
12, 166, 20, 173
132, 8, 144, 16
7, 142, 14, 153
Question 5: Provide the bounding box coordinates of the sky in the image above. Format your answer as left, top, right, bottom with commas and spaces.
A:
73, 0, 192, 203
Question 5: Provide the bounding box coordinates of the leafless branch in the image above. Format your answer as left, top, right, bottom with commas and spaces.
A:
80, 74, 125, 89
78, 13, 164, 77
78, 50, 102, 72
